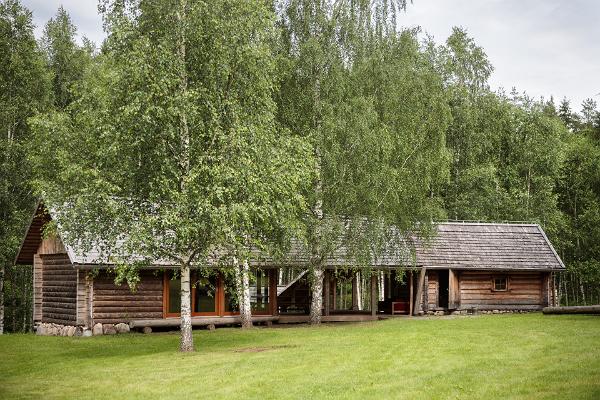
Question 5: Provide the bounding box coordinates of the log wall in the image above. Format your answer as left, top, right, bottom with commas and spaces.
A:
459, 271, 543, 310
76, 270, 92, 327
427, 271, 438, 309
41, 254, 77, 324
92, 270, 163, 324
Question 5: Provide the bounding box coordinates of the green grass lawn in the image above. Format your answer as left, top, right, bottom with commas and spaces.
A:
1, 314, 599, 399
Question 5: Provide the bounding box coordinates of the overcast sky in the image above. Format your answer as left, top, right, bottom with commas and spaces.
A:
23, 0, 600, 111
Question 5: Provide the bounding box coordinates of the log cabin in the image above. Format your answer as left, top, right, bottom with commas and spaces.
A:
14, 204, 565, 331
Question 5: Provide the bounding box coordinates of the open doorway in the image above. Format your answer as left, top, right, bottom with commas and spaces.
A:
438, 270, 449, 309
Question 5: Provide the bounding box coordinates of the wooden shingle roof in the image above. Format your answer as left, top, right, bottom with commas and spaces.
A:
15, 204, 564, 271
413, 223, 564, 271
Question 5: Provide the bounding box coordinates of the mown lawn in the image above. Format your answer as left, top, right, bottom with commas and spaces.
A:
0, 314, 599, 399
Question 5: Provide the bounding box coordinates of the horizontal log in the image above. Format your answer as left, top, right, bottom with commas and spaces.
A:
94, 307, 163, 313
43, 313, 76, 321
94, 296, 163, 307
41, 296, 77, 303
461, 300, 541, 305
93, 312, 164, 319
129, 315, 279, 328
93, 294, 163, 301
459, 304, 543, 311
93, 283, 162, 291
94, 290, 162, 298
542, 305, 600, 314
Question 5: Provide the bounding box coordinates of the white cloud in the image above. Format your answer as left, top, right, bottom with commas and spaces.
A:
20, 0, 600, 111
400, 0, 600, 111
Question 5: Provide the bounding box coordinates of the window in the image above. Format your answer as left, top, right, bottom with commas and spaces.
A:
250, 269, 270, 313
168, 274, 181, 314
493, 276, 508, 291
164, 269, 274, 317
193, 275, 217, 314
165, 271, 218, 316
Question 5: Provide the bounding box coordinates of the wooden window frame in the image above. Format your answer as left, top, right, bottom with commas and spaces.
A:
491, 275, 509, 292
163, 269, 277, 318
163, 271, 220, 318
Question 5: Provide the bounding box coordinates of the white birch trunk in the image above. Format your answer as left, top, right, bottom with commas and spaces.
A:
309, 267, 324, 324
240, 260, 253, 328
378, 271, 385, 301
176, 0, 193, 352
179, 264, 194, 352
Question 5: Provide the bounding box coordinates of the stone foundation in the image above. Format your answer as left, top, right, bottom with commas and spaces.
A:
35, 322, 131, 336
36, 323, 84, 337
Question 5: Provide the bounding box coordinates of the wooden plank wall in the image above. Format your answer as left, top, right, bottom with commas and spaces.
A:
76, 270, 91, 327
33, 254, 43, 322
459, 271, 543, 310
92, 270, 163, 324
448, 269, 460, 309
41, 254, 77, 324
427, 271, 438, 309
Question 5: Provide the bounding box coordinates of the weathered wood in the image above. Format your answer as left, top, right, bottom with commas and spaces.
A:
448, 269, 459, 309
409, 270, 414, 317
33, 255, 42, 322
324, 270, 330, 316
92, 270, 163, 324
130, 315, 279, 328
278, 314, 377, 324
370, 274, 377, 317
413, 267, 426, 315
427, 271, 437, 309
352, 272, 359, 311
41, 254, 77, 325
459, 271, 543, 309
269, 269, 278, 316
542, 305, 600, 314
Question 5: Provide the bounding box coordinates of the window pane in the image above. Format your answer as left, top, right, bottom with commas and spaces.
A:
251, 270, 270, 312
494, 278, 507, 291
194, 276, 217, 313
223, 274, 239, 313
168, 275, 181, 314
335, 279, 353, 310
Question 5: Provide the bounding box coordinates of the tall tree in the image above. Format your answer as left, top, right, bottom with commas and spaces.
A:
30, 0, 310, 351
0, 0, 50, 334
41, 6, 93, 109
275, 0, 450, 324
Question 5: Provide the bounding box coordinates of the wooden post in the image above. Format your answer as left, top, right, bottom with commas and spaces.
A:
370, 274, 377, 316
324, 270, 330, 316
409, 270, 414, 317
448, 269, 459, 310
87, 274, 94, 328
352, 272, 359, 311
332, 271, 337, 311
423, 272, 429, 313
269, 269, 278, 316
413, 267, 426, 316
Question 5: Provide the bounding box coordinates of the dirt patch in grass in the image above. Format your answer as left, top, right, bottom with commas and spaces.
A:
234, 345, 294, 353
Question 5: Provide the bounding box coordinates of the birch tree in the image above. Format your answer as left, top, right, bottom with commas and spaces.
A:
30, 0, 310, 351
0, 0, 50, 334
275, 1, 450, 323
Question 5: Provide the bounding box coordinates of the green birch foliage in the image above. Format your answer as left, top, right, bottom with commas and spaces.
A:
0, 0, 51, 269
436, 28, 565, 238
275, 1, 450, 269
30, 0, 311, 275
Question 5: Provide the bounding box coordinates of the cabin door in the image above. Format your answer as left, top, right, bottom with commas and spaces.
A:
438, 270, 449, 309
